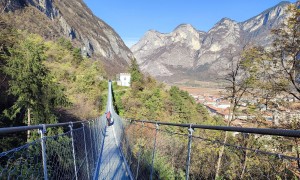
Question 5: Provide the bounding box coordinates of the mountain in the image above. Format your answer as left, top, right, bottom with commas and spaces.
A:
0, 0, 133, 75
132, 1, 291, 82
132, 24, 206, 77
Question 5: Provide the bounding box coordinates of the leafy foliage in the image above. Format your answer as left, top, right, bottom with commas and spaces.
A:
268, 4, 300, 99
114, 60, 227, 178
44, 38, 107, 119
0, 28, 106, 150
116, 62, 219, 125
3, 34, 69, 125
129, 58, 144, 92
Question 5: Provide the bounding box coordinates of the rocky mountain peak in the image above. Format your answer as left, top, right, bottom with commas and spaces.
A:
173, 24, 198, 33
131, 30, 165, 54
241, 2, 288, 32
218, 17, 237, 25
144, 30, 164, 39
239, 1, 290, 46
209, 17, 239, 33
170, 24, 202, 50
131, 1, 292, 82
201, 17, 240, 55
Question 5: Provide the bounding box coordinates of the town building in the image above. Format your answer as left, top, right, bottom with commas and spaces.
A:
116, 73, 131, 87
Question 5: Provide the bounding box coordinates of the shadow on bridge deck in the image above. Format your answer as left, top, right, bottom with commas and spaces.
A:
94, 124, 130, 180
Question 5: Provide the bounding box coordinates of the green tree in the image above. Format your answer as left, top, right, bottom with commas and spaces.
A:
0, 18, 18, 120
216, 46, 257, 178
57, 37, 73, 51
129, 58, 144, 92
3, 35, 69, 126
270, 3, 300, 100
241, 46, 278, 113
72, 47, 83, 65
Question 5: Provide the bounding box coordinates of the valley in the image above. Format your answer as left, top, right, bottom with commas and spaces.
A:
1, 0, 300, 179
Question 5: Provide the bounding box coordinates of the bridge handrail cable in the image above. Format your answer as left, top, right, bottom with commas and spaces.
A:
128, 119, 300, 138
0, 121, 91, 134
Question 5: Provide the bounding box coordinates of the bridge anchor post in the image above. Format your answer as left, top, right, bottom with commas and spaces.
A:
88, 121, 95, 173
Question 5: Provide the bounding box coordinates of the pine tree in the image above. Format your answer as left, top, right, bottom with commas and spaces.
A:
3, 35, 69, 126
129, 58, 144, 92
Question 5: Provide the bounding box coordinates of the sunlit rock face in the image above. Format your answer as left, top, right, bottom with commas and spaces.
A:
1, 0, 134, 75
240, 1, 289, 46
131, 24, 206, 76
132, 2, 290, 82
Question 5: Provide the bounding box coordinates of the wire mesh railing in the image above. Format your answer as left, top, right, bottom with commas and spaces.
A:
0, 116, 106, 180
0, 80, 133, 180
3, 79, 300, 180
121, 119, 300, 180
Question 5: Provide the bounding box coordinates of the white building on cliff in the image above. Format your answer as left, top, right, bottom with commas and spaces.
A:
117, 73, 131, 87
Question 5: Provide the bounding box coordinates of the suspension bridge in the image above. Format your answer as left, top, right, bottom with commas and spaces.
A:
1, 81, 300, 179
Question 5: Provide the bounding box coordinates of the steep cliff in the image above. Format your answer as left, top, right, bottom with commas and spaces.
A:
132, 24, 205, 77
240, 1, 288, 46
132, 1, 291, 82
0, 0, 133, 74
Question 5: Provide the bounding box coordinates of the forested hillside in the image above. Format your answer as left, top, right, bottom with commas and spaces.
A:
112, 58, 224, 126
112, 58, 299, 179
0, 0, 133, 75
0, 17, 220, 151
0, 19, 108, 151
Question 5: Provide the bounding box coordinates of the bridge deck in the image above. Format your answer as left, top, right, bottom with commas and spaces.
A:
96, 124, 130, 180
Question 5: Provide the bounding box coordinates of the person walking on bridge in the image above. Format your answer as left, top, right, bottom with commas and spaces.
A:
106, 111, 111, 126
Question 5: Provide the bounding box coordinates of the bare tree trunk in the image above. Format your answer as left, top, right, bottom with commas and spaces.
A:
27, 108, 31, 141
240, 149, 248, 179
215, 131, 228, 178
215, 106, 233, 179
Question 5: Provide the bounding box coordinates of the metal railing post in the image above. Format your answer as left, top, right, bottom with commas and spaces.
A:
69, 122, 78, 180
150, 123, 159, 180
92, 120, 97, 159
95, 119, 100, 153
39, 124, 48, 180
82, 123, 90, 180
88, 121, 95, 171
135, 121, 144, 180
128, 120, 134, 166
186, 124, 194, 180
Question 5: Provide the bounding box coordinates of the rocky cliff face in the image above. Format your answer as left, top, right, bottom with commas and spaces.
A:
1, 0, 133, 74
132, 1, 291, 82
132, 24, 205, 76
240, 1, 288, 46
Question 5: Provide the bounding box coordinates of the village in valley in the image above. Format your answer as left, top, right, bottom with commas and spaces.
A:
180, 86, 300, 128
117, 74, 300, 128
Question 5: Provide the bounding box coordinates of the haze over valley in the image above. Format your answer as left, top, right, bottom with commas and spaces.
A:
132, 2, 290, 83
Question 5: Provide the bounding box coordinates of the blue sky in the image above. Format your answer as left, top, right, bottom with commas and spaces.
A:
83, 1, 295, 47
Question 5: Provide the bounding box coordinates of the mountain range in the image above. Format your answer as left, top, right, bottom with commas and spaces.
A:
0, 0, 133, 75
0, 1, 294, 82
131, 1, 291, 82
